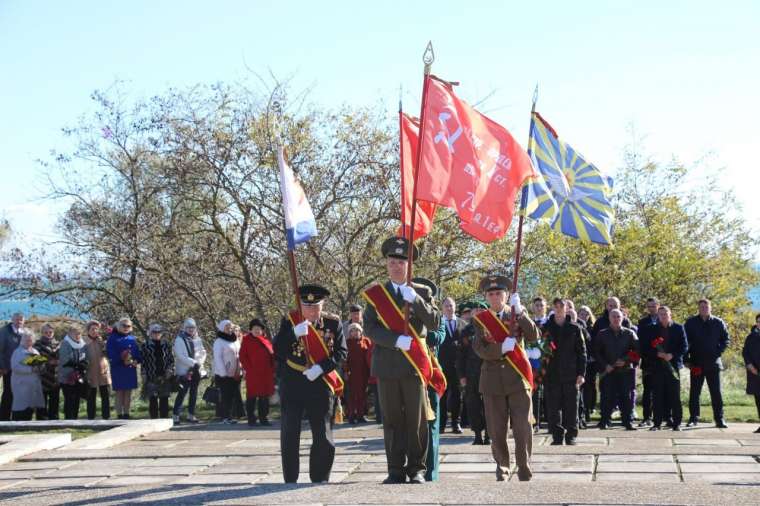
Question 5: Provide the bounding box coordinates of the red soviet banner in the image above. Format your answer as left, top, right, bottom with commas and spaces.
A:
415, 76, 535, 243
398, 112, 436, 239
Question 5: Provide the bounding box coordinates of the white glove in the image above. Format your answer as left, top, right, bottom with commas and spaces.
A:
501, 337, 517, 354
526, 348, 541, 360
303, 364, 323, 381
395, 335, 413, 351
293, 321, 309, 337
509, 293, 522, 315
400, 285, 417, 303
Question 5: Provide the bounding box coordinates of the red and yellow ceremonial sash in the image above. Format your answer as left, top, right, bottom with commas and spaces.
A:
361, 284, 447, 397
473, 310, 534, 391
288, 311, 345, 396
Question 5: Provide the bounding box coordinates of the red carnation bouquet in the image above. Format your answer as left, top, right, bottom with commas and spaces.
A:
599, 347, 639, 380
651, 336, 678, 379
531, 335, 556, 385
690, 366, 703, 377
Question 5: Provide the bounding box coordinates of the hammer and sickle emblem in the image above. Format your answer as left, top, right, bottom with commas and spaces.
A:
433, 110, 462, 154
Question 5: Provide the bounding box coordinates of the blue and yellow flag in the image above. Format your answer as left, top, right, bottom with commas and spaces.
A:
522, 112, 615, 245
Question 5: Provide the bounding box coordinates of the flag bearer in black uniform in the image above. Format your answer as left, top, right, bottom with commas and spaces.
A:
274, 284, 347, 483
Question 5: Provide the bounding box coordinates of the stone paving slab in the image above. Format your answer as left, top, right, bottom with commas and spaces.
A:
438, 463, 495, 472
595, 472, 681, 482
681, 472, 760, 484
342, 472, 389, 482
60, 419, 173, 451
20, 476, 105, 488
0, 469, 54, 480
524, 471, 592, 482
676, 454, 757, 462
532, 461, 593, 472
174, 473, 268, 485
40, 466, 127, 478
93, 475, 174, 487
200, 464, 280, 474
0, 420, 124, 431
141, 456, 226, 466
541, 437, 607, 446
440, 453, 492, 463
672, 438, 742, 446
679, 462, 760, 473
0, 460, 78, 471
530, 453, 594, 461
596, 454, 674, 462
125, 465, 208, 476
257, 472, 350, 484
438, 472, 493, 481
0, 434, 71, 466
0, 423, 758, 505
0, 479, 28, 491
596, 461, 677, 473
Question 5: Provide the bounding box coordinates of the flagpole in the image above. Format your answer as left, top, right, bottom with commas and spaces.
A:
273, 101, 304, 318
287, 249, 304, 318
509, 84, 539, 321
404, 41, 434, 334
398, 84, 406, 239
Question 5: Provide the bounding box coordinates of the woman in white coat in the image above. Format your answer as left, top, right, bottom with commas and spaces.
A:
10, 330, 45, 420
213, 320, 241, 425
173, 318, 207, 424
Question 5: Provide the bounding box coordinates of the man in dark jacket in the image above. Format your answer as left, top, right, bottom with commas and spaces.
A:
684, 299, 730, 428
592, 297, 634, 426
595, 309, 639, 430
641, 306, 688, 431
542, 298, 586, 445
456, 301, 489, 445
591, 297, 633, 338
637, 297, 660, 427
743, 315, 760, 433
0, 313, 25, 421
439, 296, 467, 434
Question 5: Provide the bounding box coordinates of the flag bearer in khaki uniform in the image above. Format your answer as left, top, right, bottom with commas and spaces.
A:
472, 275, 539, 482
362, 237, 441, 484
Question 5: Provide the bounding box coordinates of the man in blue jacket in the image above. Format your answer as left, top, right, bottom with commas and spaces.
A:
642, 306, 688, 431
684, 299, 730, 428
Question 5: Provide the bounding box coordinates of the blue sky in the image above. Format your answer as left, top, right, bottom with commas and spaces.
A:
1, 0, 759, 256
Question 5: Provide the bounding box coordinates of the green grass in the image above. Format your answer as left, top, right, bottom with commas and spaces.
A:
620, 365, 758, 423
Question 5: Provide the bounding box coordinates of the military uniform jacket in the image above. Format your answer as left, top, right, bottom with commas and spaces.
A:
364, 281, 440, 379
473, 311, 539, 395
273, 312, 347, 390
455, 322, 482, 383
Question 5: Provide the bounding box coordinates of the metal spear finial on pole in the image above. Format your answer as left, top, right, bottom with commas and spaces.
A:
423, 41, 435, 74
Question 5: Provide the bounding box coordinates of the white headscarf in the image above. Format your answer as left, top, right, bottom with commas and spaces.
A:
64, 334, 86, 350
217, 319, 232, 333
